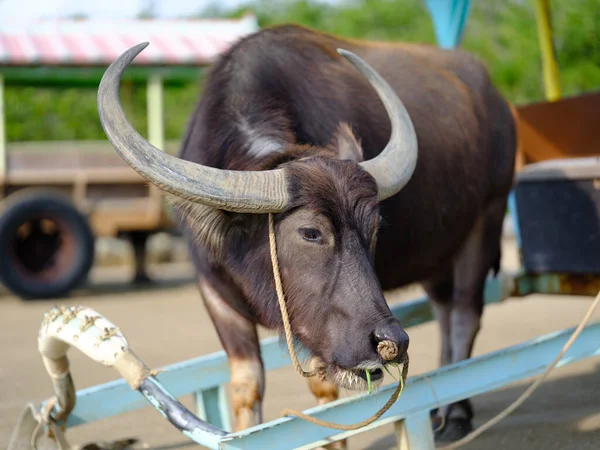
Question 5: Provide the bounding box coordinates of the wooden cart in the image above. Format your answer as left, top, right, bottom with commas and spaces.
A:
0, 15, 259, 299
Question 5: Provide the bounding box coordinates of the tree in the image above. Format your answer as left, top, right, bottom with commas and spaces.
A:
4, 0, 599, 142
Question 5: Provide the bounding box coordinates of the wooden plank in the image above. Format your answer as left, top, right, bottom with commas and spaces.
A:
6, 167, 144, 185
514, 92, 600, 164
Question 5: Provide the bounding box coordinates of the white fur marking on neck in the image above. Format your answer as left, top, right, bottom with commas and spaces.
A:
237, 116, 285, 157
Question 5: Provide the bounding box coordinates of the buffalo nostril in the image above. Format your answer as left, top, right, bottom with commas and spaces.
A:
373, 319, 409, 359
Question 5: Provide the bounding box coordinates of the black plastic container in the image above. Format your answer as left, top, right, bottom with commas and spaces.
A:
513, 157, 600, 274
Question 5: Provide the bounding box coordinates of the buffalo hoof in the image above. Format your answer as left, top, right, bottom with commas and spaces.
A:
133, 273, 154, 285
432, 417, 473, 442
315, 438, 347, 450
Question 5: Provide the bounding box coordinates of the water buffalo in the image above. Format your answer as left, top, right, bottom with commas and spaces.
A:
97, 24, 516, 444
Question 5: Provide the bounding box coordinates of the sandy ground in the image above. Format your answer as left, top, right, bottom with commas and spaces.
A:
1, 237, 600, 450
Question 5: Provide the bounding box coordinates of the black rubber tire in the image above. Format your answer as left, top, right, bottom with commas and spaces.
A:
0, 190, 95, 300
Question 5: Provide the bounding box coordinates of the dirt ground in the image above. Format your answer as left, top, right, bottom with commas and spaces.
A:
1, 237, 599, 449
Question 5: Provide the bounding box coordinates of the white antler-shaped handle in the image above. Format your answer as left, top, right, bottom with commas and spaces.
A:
38, 305, 151, 421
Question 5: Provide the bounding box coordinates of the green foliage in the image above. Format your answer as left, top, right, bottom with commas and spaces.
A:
554, 0, 600, 94
221, 0, 435, 42
460, 0, 600, 103
4, 0, 599, 142
461, 1, 543, 103
5, 75, 204, 143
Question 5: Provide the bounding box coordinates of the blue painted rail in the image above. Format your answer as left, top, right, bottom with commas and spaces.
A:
35, 288, 600, 449
56, 273, 511, 431
36, 270, 599, 450
218, 322, 600, 450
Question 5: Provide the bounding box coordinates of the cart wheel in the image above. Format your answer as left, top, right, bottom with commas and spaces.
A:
0, 190, 95, 300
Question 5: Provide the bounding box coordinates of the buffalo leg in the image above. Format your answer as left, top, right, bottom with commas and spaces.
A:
435, 198, 507, 442
197, 277, 265, 431
423, 271, 454, 367
422, 270, 453, 429
129, 231, 152, 284
306, 357, 347, 449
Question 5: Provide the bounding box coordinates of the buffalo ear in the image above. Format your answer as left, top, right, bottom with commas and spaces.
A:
330, 122, 363, 162
166, 195, 235, 263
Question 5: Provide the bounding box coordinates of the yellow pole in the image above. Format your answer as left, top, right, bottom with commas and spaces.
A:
534, 0, 561, 101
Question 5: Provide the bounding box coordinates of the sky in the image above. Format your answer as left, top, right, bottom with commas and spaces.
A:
0, 0, 250, 22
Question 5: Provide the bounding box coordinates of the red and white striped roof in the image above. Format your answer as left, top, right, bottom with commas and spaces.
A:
0, 14, 259, 67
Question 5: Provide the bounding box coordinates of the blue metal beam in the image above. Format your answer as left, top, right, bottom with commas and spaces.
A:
58, 275, 509, 428
219, 322, 600, 449
196, 385, 232, 432
34, 270, 600, 449
50, 271, 596, 432
138, 377, 226, 449
70, 320, 598, 449
59, 333, 296, 427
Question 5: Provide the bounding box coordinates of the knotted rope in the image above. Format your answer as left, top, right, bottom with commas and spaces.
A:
378, 341, 399, 362
268, 213, 408, 430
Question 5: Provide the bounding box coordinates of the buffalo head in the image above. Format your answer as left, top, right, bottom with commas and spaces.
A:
97, 43, 418, 390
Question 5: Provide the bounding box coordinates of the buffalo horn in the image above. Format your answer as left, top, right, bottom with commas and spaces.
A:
337, 49, 418, 200
97, 42, 290, 213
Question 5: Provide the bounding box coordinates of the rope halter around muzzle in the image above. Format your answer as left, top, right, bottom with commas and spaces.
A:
267, 213, 409, 431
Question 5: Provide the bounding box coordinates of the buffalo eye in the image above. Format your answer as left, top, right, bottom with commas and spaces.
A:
298, 227, 322, 242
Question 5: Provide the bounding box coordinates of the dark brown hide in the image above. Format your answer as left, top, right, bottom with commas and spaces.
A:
179, 25, 514, 282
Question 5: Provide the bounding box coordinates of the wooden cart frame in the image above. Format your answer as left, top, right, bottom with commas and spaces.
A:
0, 16, 259, 299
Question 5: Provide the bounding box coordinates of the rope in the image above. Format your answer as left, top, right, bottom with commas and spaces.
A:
267, 212, 317, 378
280, 361, 408, 431
438, 287, 600, 449
268, 213, 408, 430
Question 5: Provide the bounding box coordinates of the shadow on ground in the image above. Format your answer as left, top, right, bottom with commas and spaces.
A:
0, 262, 196, 301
